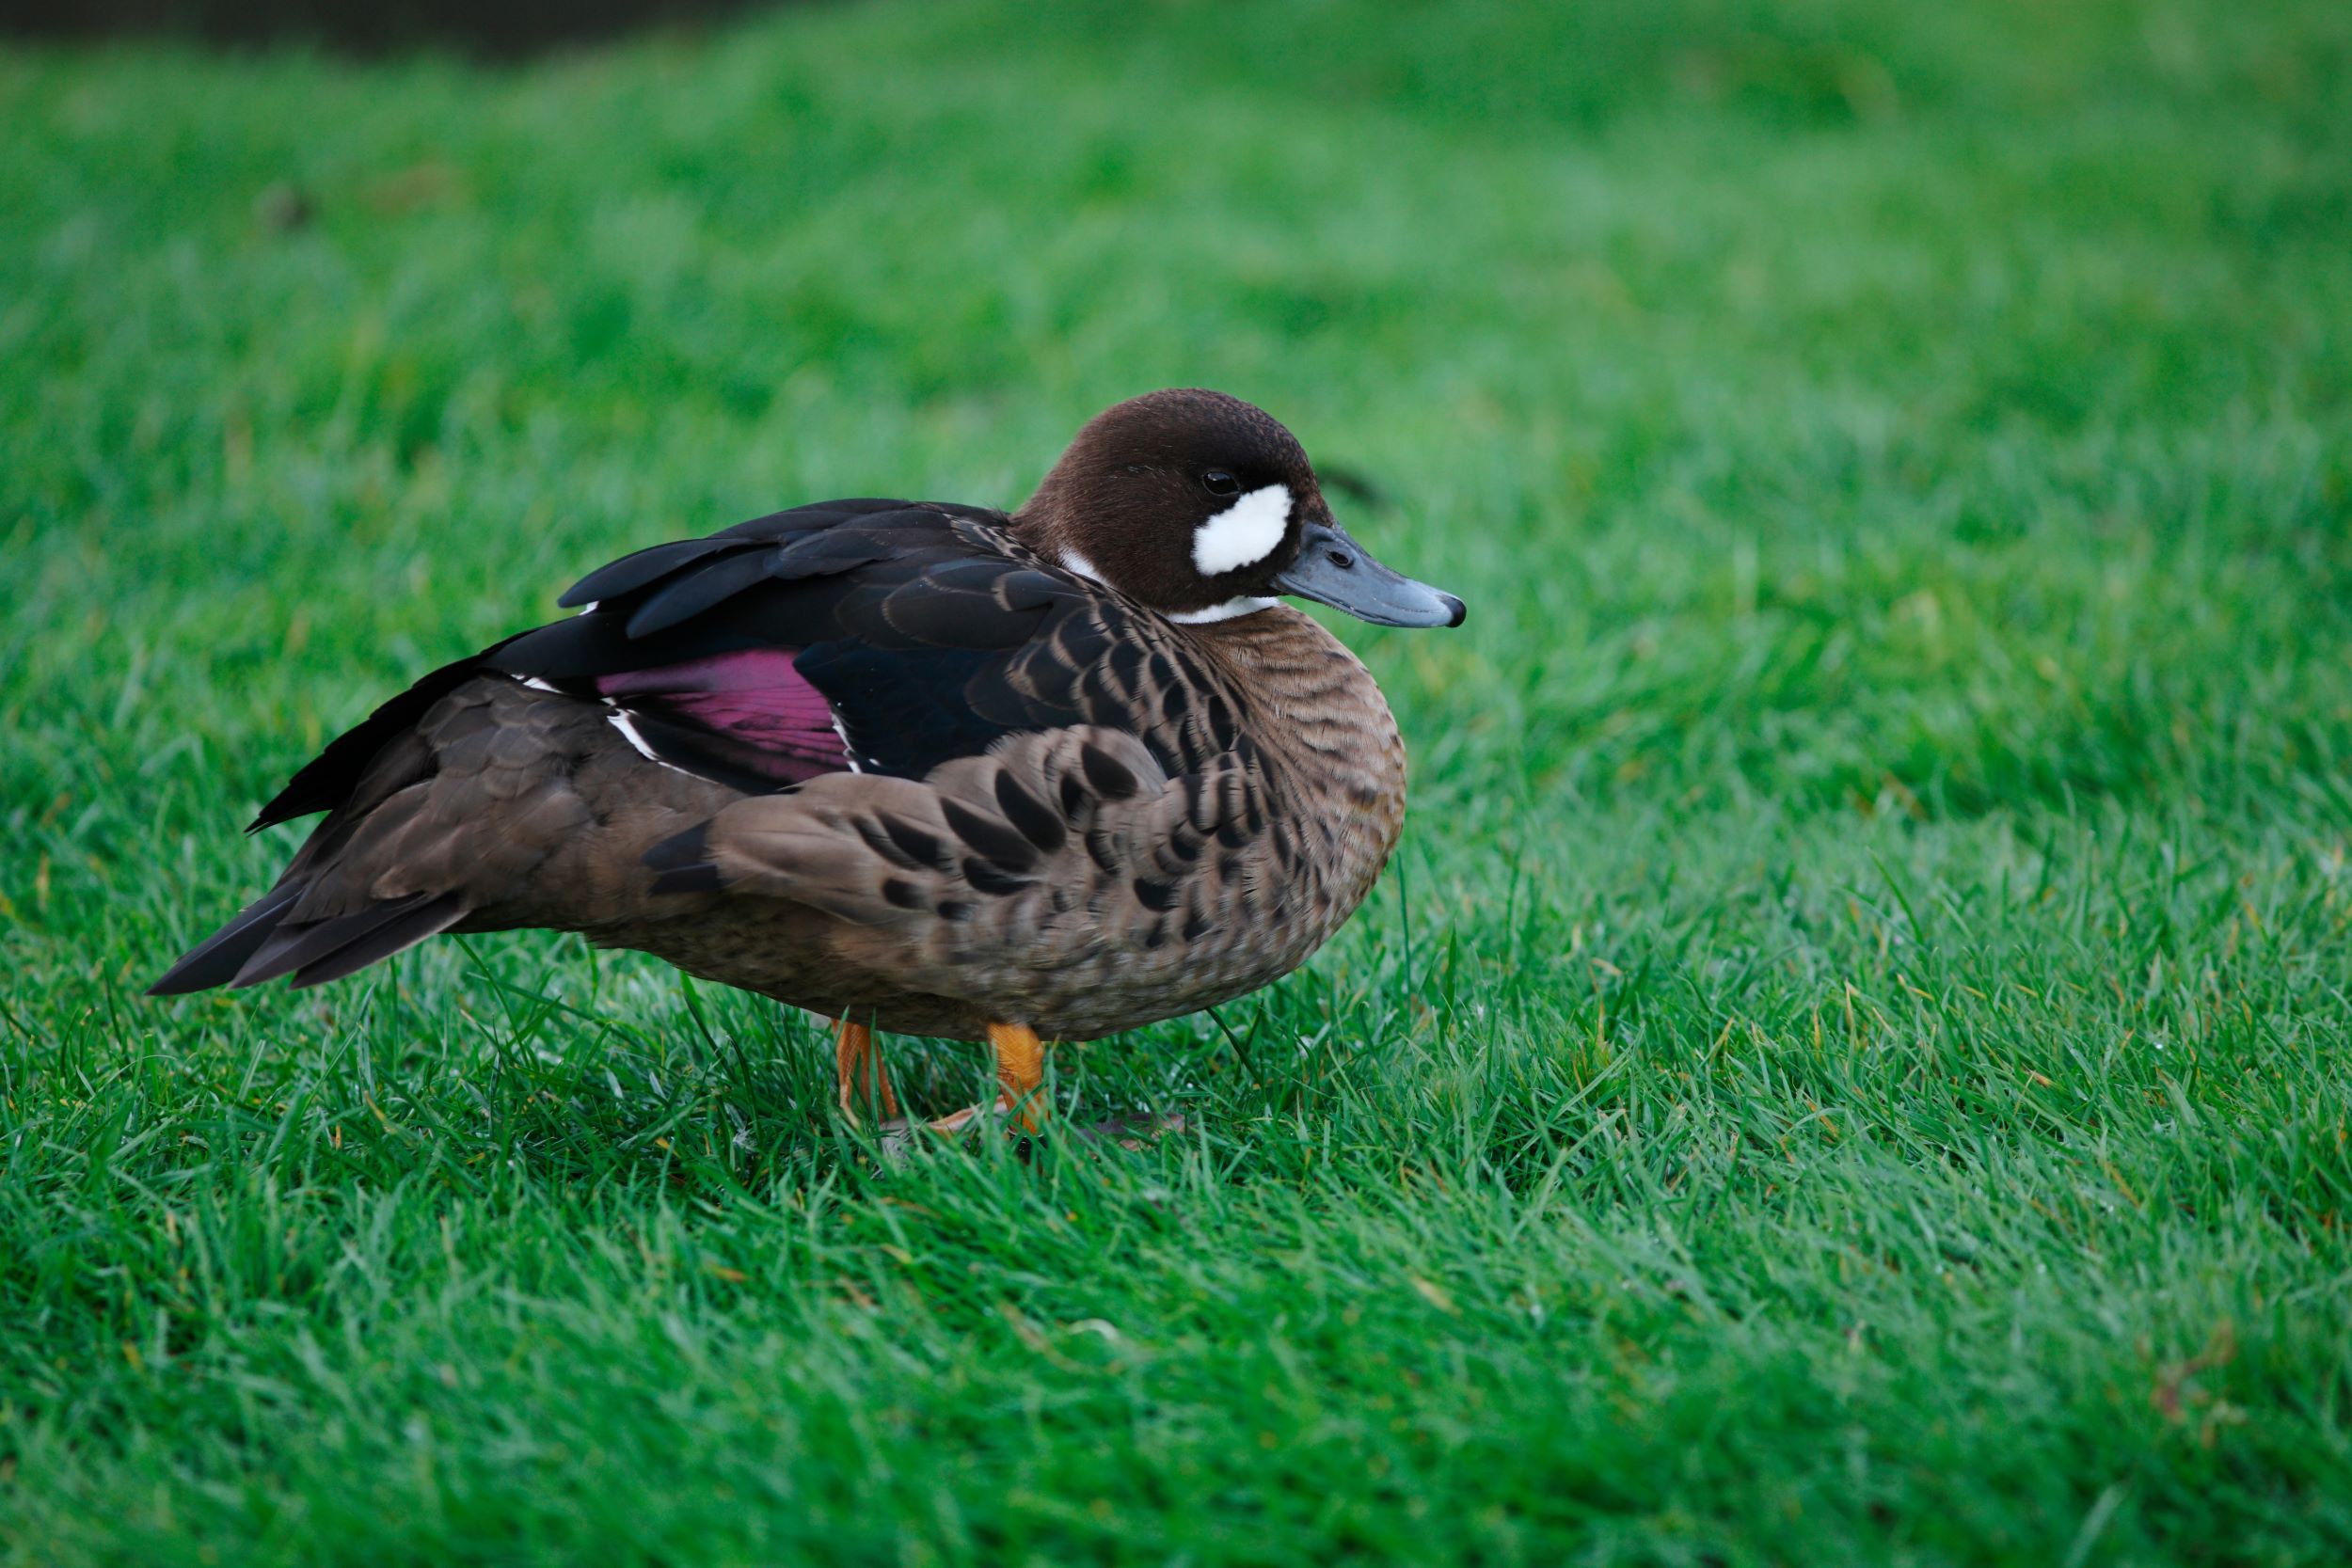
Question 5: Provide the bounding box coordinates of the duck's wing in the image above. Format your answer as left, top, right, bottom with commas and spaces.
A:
248, 499, 974, 827
501, 499, 1233, 793
154, 499, 1224, 996
508, 502, 1078, 786
257, 498, 1235, 830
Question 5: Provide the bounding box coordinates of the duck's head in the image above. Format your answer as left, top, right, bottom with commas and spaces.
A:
1015, 388, 1465, 629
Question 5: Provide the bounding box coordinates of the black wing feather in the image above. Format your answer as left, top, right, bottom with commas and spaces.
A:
625, 548, 787, 639
558, 537, 745, 609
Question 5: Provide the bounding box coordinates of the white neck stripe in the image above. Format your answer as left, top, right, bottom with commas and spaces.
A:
1168, 595, 1279, 625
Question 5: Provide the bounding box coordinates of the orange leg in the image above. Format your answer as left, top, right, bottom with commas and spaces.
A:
872, 1022, 1049, 1142
833, 1017, 899, 1121
989, 1022, 1048, 1134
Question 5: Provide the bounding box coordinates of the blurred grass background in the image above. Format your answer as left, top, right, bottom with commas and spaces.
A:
4, 1, 2352, 1562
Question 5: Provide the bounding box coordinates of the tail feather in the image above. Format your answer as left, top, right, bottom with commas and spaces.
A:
230, 891, 469, 990
290, 893, 469, 989
147, 884, 305, 996
152, 671, 675, 1002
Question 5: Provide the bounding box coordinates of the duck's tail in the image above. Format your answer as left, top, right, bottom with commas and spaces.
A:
147, 880, 469, 995
150, 669, 739, 997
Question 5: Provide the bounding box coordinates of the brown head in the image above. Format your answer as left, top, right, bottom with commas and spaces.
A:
1014, 388, 1465, 628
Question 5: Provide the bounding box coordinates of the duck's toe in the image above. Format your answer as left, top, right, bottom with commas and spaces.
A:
1068, 1111, 1188, 1150
869, 1097, 1011, 1161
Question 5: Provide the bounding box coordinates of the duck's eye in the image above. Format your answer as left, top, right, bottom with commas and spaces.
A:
1201, 470, 1240, 498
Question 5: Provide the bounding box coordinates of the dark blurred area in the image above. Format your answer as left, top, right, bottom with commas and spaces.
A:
0, 0, 778, 55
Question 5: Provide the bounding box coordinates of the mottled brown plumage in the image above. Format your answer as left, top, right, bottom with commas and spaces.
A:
612, 605, 1406, 1039
152, 389, 1461, 1121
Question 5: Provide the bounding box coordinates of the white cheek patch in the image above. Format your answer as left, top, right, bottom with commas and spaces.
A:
1191, 484, 1293, 577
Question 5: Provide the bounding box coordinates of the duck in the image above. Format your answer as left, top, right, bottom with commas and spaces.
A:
150, 388, 1465, 1134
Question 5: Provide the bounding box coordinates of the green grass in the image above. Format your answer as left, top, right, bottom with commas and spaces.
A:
6, 0, 2352, 1560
